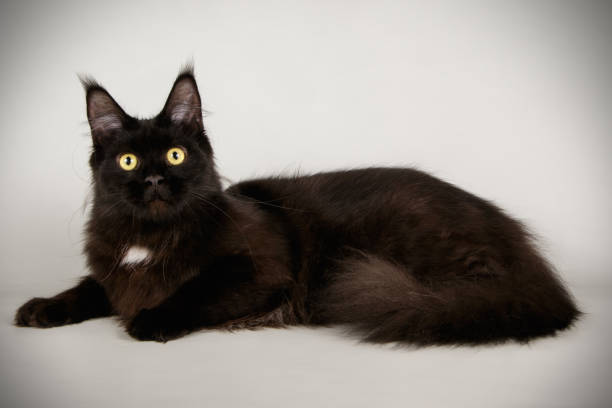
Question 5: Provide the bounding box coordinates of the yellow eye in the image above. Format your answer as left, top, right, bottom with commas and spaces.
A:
118, 153, 138, 171
166, 147, 186, 165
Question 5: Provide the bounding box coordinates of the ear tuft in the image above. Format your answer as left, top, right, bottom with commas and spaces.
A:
177, 61, 194, 78
161, 66, 203, 128
78, 74, 102, 93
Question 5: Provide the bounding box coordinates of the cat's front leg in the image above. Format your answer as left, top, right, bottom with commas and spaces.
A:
126, 256, 290, 342
127, 307, 187, 342
15, 276, 112, 328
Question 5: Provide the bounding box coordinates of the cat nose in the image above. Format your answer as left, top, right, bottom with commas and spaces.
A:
145, 175, 165, 187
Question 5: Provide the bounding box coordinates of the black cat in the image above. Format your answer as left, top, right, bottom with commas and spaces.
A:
15, 66, 580, 344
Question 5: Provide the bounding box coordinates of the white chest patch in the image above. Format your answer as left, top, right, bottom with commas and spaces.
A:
121, 246, 152, 266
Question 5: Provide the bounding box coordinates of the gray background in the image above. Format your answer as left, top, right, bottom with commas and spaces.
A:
1, 1, 611, 407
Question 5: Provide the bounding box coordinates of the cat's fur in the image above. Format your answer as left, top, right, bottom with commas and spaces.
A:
15, 66, 580, 345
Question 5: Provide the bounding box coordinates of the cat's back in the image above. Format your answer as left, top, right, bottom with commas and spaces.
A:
227, 166, 490, 218
229, 167, 427, 201
228, 166, 527, 281
226, 166, 515, 256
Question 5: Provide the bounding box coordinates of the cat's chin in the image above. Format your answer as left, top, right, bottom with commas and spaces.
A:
146, 199, 171, 219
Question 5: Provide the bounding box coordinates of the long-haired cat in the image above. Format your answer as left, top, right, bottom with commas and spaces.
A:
15, 66, 580, 345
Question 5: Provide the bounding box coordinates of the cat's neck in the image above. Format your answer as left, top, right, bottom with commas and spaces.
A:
86, 190, 268, 253
89, 191, 234, 239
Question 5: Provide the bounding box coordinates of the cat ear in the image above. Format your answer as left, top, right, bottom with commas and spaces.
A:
160, 66, 203, 128
80, 76, 130, 145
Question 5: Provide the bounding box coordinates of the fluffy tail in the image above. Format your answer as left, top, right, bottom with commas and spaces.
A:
314, 253, 581, 346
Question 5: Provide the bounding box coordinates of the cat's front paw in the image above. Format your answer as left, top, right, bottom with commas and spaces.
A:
15, 297, 70, 328
127, 308, 186, 342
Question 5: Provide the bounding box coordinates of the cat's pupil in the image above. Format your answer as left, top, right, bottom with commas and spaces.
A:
172, 151, 179, 160
125, 157, 132, 165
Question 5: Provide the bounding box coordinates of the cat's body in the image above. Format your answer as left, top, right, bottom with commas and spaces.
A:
15, 67, 580, 345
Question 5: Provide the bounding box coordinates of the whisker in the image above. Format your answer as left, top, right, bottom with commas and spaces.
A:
194, 186, 308, 213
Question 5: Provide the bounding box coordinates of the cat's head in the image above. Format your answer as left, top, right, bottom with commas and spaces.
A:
83, 66, 220, 222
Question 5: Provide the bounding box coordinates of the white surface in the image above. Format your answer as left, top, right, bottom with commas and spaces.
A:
1, 1, 611, 407
1, 286, 610, 408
